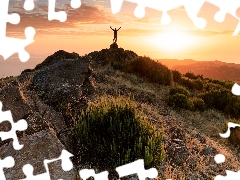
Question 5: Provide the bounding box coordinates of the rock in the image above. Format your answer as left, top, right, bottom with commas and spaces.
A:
186, 157, 197, 169
195, 133, 206, 144
35, 50, 81, 70
200, 145, 218, 156
31, 57, 93, 108
0, 85, 31, 121
0, 129, 78, 180
89, 47, 138, 66
110, 42, 118, 49
167, 139, 189, 165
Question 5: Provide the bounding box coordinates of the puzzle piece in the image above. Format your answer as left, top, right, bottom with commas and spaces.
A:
20, 149, 73, 180
0, 0, 35, 62
110, 0, 240, 35
219, 122, 240, 138
0, 101, 28, 150
0, 156, 14, 180
24, 0, 35, 11
206, 0, 240, 36
110, 0, 206, 27
116, 159, 158, 180
213, 83, 240, 179
79, 169, 109, 180
231, 83, 240, 96
215, 170, 240, 180
48, 0, 82, 22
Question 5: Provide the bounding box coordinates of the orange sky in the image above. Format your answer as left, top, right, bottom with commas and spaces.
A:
1, 0, 240, 77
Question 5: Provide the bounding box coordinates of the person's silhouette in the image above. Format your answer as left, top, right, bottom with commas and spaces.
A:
110, 26, 121, 43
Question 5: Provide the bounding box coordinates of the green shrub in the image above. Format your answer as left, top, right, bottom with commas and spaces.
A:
202, 82, 221, 92
124, 56, 172, 86
198, 87, 231, 111
172, 70, 182, 82
192, 97, 206, 112
168, 93, 194, 110
185, 71, 198, 80
169, 86, 190, 97
72, 98, 164, 170
224, 96, 240, 118
193, 78, 204, 91
178, 77, 195, 89
223, 80, 234, 90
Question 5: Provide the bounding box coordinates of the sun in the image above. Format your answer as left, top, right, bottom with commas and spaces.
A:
151, 31, 197, 51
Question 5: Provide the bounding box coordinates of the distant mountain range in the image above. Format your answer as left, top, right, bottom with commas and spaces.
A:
158, 59, 240, 83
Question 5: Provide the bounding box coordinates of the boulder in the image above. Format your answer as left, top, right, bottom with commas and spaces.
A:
110, 42, 118, 49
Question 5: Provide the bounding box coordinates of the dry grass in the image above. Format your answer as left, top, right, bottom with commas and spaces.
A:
92, 64, 240, 179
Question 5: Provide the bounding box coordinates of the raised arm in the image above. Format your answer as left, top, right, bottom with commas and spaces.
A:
117, 27, 121, 31
110, 26, 114, 31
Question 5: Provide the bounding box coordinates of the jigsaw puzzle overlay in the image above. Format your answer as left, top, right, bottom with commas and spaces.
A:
0, 0, 81, 62
110, 0, 240, 35
1, 0, 240, 179
212, 83, 240, 180
0, 100, 158, 179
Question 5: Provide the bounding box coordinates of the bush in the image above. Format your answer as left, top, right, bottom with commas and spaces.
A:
169, 86, 190, 97
168, 93, 194, 110
198, 87, 231, 111
178, 77, 195, 89
124, 56, 172, 86
172, 70, 182, 82
185, 71, 198, 80
192, 97, 206, 112
193, 78, 204, 91
72, 98, 164, 170
224, 96, 240, 118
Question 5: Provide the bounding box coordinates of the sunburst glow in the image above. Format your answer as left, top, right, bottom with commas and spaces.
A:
151, 31, 198, 51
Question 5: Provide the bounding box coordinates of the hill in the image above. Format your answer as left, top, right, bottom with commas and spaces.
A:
0, 45, 239, 179
159, 59, 240, 83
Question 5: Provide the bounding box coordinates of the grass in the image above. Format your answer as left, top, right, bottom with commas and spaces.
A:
91, 64, 240, 179
72, 96, 165, 171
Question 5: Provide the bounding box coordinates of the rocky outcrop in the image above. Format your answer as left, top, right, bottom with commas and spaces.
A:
35, 50, 81, 70
110, 42, 118, 49
1, 129, 78, 180
88, 46, 138, 66
0, 50, 97, 179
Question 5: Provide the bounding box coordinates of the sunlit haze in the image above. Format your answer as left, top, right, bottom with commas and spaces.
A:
1, 0, 240, 77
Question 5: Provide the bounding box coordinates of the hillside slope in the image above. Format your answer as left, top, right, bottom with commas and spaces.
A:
0, 46, 239, 179
159, 59, 240, 83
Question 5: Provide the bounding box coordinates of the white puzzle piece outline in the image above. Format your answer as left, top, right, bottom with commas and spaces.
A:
0, 0, 36, 62
116, 159, 158, 180
0, 156, 15, 180
110, 0, 240, 35
0, 101, 28, 150
20, 149, 74, 180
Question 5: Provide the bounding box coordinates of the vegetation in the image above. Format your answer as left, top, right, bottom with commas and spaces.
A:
123, 56, 172, 86
184, 71, 199, 80
169, 86, 190, 97
172, 70, 182, 82
72, 98, 164, 170
192, 97, 206, 112
169, 93, 194, 110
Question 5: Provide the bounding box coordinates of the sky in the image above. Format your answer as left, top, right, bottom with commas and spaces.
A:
1, 0, 240, 77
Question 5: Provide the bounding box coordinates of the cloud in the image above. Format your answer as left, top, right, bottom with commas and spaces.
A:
6, 2, 121, 36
